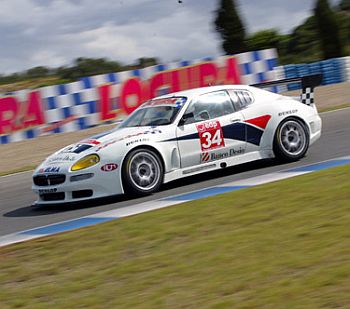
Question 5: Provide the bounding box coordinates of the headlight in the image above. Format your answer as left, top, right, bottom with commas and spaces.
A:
71, 154, 100, 171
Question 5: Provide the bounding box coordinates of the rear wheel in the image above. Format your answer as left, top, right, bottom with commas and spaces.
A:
122, 148, 163, 195
273, 118, 309, 162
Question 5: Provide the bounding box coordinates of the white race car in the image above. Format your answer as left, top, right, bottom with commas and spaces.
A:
32, 76, 322, 204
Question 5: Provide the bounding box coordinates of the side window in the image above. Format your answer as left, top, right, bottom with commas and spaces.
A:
182, 91, 235, 124
228, 90, 254, 111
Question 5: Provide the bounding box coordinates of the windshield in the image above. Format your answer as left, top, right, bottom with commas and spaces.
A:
119, 97, 187, 128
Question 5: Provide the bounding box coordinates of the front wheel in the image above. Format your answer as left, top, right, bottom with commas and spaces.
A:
273, 118, 309, 162
122, 148, 164, 196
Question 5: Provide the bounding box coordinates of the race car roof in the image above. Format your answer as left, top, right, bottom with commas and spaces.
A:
154, 84, 258, 101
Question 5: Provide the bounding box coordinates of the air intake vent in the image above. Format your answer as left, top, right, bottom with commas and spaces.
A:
72, 190, 93, 199
40, 192, 65, 201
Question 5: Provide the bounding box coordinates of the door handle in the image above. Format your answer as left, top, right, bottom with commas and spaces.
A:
230, 118, 242, 123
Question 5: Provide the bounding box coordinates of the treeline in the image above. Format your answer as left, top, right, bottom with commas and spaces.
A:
1, 0, 349, 87
247, 0, 350, 64
0, 57, 158, 86
216, 0, 350, 64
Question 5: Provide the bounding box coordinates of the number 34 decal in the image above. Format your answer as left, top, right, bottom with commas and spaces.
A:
196, 120, 225, 151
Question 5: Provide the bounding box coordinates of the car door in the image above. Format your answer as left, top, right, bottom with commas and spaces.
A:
227, 89, 269, 153
176, 90, 246, 168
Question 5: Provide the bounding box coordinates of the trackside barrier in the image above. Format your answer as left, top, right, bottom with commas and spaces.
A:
341, 56, 350, 82
276, 57, 350, 91
0, 49, 278, 144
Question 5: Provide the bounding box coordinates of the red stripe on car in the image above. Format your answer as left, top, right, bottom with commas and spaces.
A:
81, 139, 101, 145
245, 115, 271, 129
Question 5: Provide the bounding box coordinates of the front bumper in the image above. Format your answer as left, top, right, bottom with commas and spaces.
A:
32, 164, 124, 204
307, 113, 322, 145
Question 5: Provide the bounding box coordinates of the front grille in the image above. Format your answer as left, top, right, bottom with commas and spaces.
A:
33, 174, 66, 186
40, 192, 65, 201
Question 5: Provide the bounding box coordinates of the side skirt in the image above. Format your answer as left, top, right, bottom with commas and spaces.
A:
163, 150, 274, 184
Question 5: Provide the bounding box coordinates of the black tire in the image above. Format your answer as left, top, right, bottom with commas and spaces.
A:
122, 148, 164, 196
273, 118, 309, 162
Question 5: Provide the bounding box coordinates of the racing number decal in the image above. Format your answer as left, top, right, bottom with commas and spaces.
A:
202, 130, 222, 149
196, 120, 225, 151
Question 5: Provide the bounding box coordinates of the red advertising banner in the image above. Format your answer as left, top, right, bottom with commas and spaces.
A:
0, 49, 278, 144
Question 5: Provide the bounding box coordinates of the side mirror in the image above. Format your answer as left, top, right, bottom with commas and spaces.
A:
178, 112, 194, 126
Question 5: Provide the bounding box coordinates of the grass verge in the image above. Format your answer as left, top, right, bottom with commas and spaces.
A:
0, 165, 36, 177
0, 165, 349, 308
319, 102, 350, 113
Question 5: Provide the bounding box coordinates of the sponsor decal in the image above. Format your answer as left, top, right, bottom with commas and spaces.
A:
120, 129, 162, 141
201, 147, 245, 163
278, 109, 298, 117
101, 163, 118, 172
196, 120, 225, 151
126, 138, 149, 147
96, 140, 117, 152
201, 152, 210, 162
229, 147, 245, 155
96, 129, 162, 152
39, 166, 60, 173
38, 188, 58, 194
48, 155, 75, 163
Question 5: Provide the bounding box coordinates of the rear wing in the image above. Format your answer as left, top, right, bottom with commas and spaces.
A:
251, 74, 323, 105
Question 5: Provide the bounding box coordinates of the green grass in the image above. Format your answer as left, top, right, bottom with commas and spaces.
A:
0, 165, 349, 308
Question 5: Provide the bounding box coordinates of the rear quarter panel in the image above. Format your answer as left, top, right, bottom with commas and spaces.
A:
243, 89, 319, 151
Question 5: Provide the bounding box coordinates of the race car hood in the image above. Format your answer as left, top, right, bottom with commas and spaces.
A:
89, 126, 164, 146
37, 126, 166, 169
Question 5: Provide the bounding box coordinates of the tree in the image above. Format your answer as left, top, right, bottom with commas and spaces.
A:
246, 29, 281, 51
339, 0, 350, 11
214, 0, 247, 55
26, 66, 50, 78
314, 0, 346, 59
137, 57, 158, 68
285, 16, 322, 63
56, 57, 123, 80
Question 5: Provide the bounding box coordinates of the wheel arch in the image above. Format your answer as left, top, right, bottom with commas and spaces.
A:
275, 115, 310, 138
120, 144, 166, 192
273, 115, 310, 161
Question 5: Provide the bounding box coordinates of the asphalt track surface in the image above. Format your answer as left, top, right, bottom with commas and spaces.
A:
0, 108, 349, 237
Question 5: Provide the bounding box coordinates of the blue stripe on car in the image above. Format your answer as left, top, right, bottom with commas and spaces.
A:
163, 122, 264, 146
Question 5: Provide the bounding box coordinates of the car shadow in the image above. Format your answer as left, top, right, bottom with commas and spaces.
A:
4, 158, 281, 218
